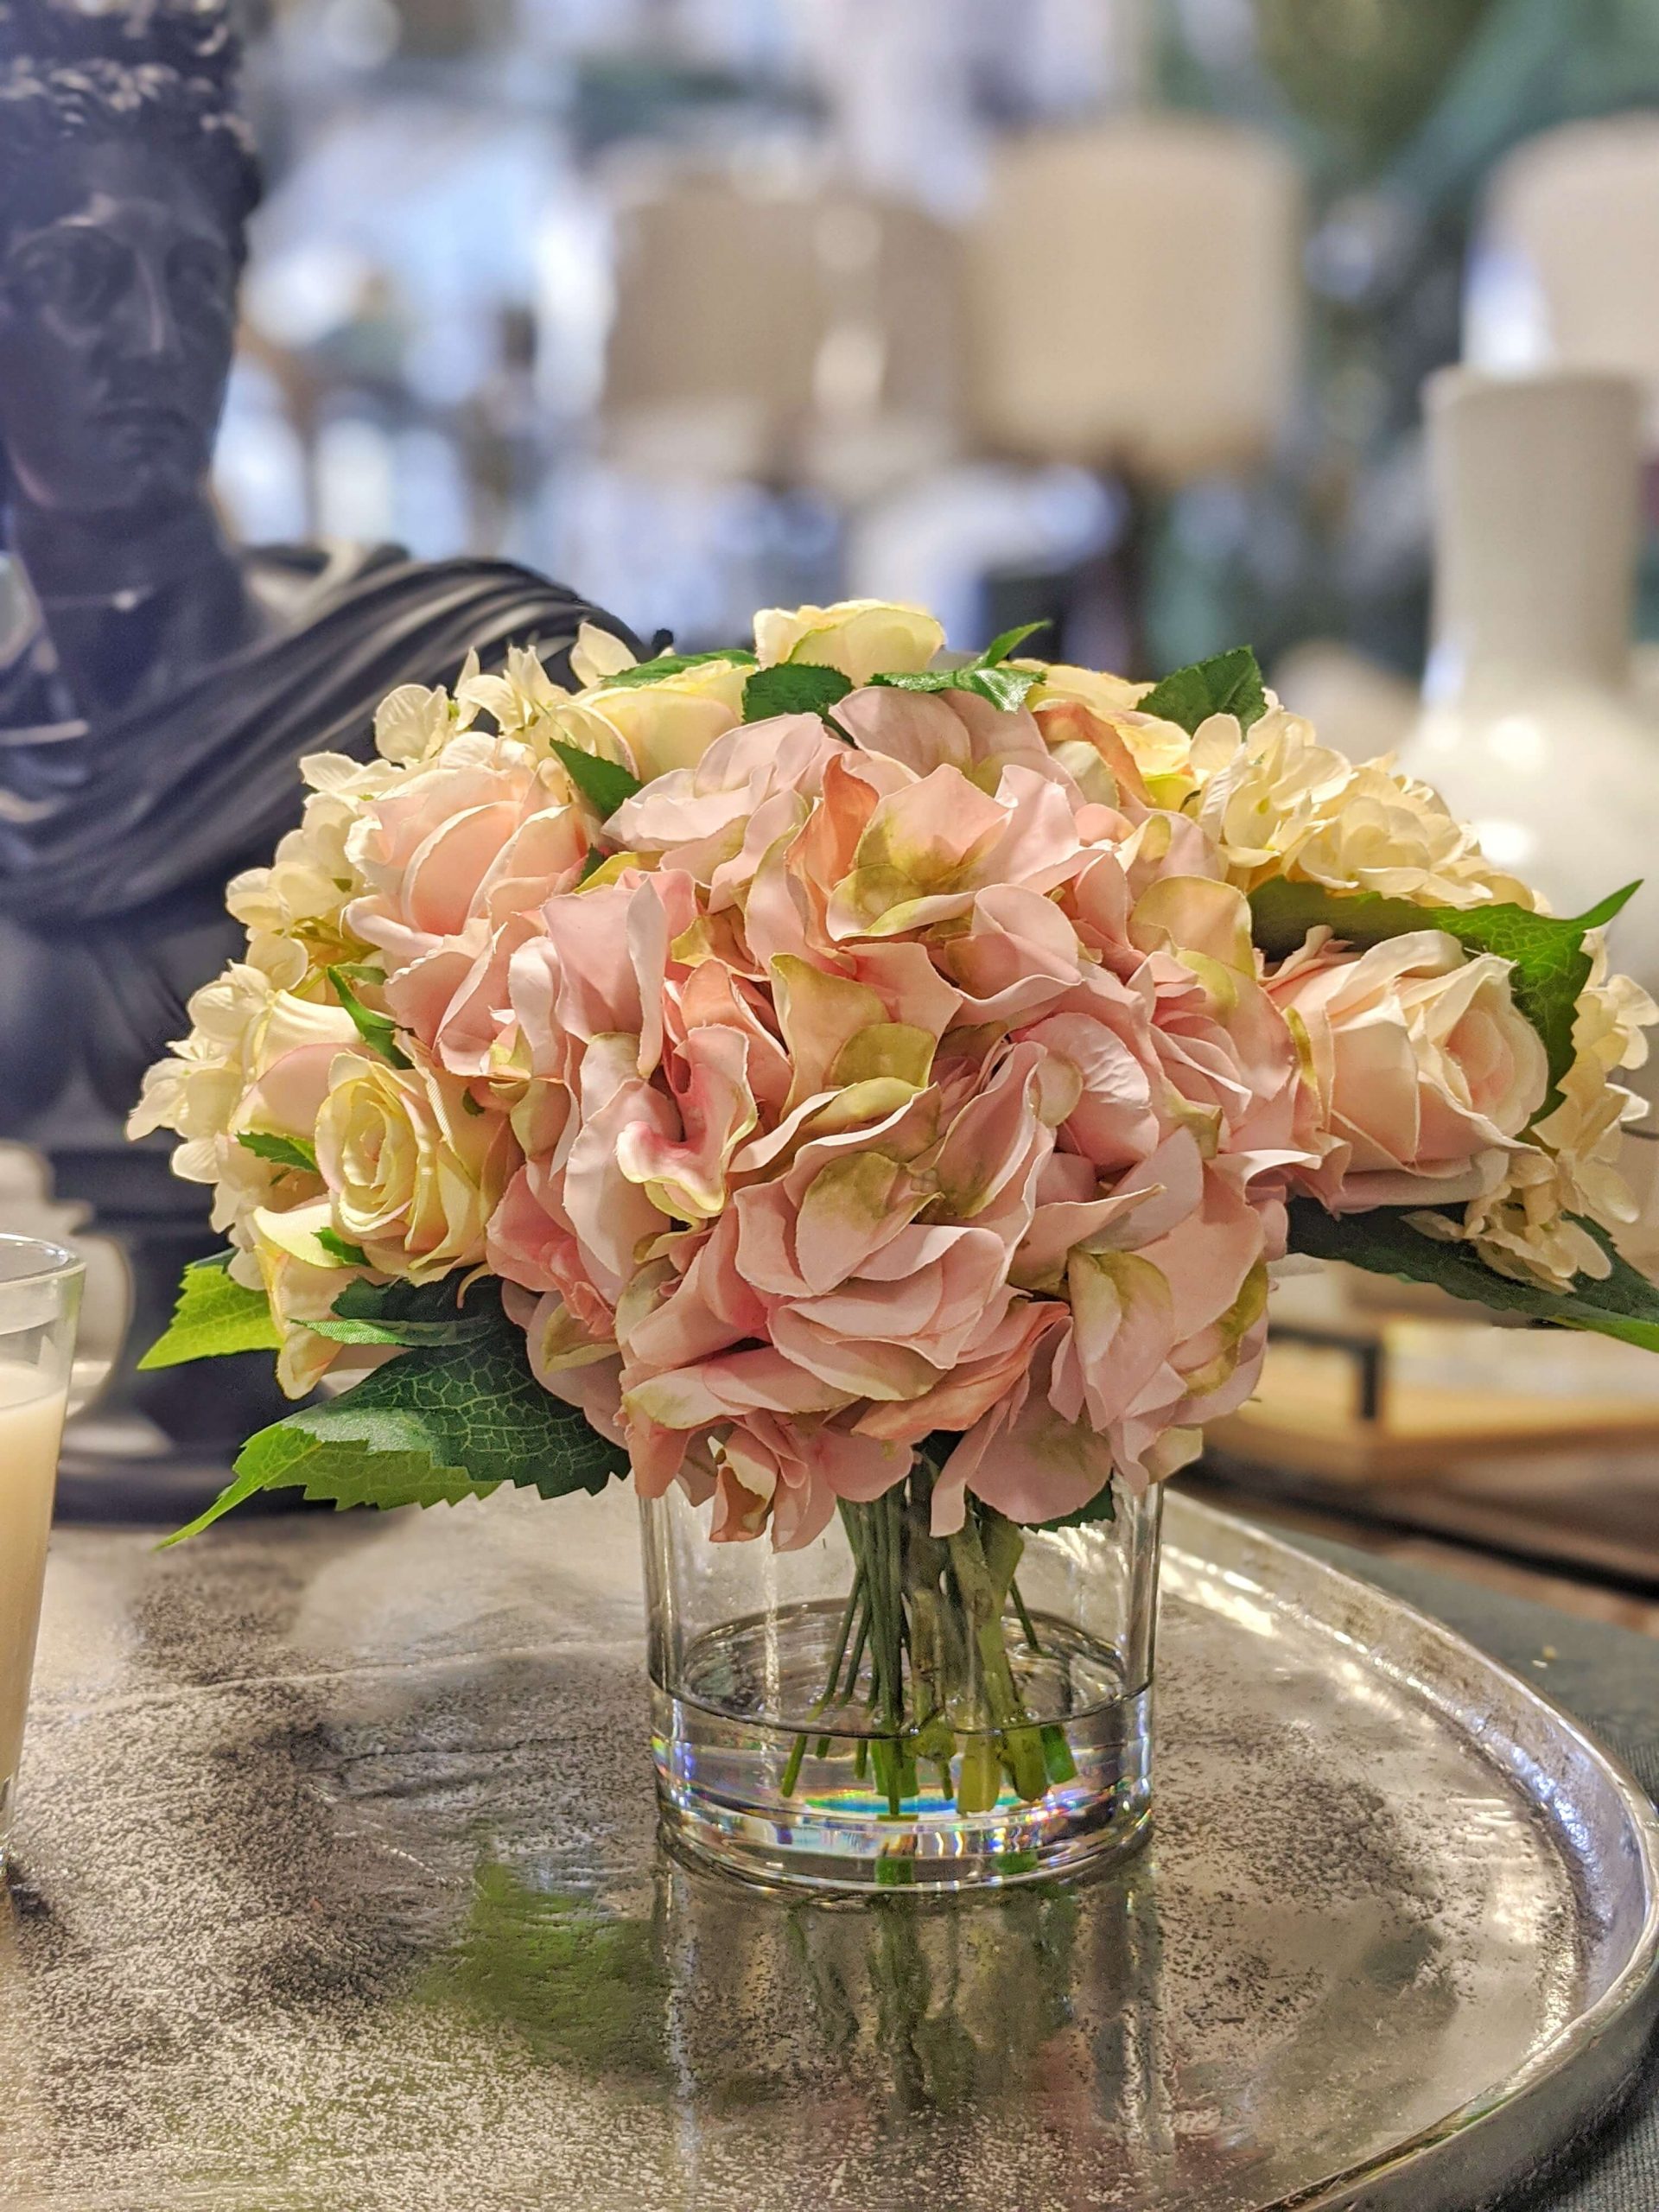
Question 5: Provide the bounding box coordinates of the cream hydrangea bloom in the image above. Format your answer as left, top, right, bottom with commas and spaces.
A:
1191, 708, 1535, 909
372, 671, 474, 766
1414, 937, 1658, 1289
225, 750, 404, 976
128, 950, 364, 1319
454, 641, 572, 738
127, 950, 353, 1163
569, 620, 638, 690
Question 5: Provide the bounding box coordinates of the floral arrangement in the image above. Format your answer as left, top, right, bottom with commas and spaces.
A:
133, 601, 1659, 1812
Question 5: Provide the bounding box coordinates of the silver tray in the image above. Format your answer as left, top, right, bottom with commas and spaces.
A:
2, 1487, 1656, 2211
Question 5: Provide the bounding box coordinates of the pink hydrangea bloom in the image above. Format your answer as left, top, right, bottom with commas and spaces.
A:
462, 680, 1333, 1544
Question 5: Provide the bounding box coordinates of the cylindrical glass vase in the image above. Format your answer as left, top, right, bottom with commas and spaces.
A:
641, 1465, 1160, 1892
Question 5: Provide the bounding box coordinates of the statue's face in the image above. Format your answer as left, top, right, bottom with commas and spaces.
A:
0, 138, 238, 523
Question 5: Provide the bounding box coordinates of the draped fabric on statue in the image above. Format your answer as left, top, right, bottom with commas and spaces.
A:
0, 546, 640, 1122
0, 546, 634, 919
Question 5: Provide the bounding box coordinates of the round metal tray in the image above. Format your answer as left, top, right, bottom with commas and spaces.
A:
2, 1485, 1655, 2210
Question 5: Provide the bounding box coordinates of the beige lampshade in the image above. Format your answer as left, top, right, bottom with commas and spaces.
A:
602, 170, 963, 490
1471, 116, 1659, 448
965, 118, 1304, 483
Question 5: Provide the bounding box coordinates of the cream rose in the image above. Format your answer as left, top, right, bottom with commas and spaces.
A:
315, 1053, 520, 1281
552, 658, 751, 786
753, 599, 944, 685
1271, 930, 1548, 1207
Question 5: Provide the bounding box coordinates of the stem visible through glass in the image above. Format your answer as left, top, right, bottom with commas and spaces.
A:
780, 1455, 1077, 1814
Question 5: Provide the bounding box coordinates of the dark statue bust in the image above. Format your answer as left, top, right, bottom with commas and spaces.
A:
0, 0, 636, 1477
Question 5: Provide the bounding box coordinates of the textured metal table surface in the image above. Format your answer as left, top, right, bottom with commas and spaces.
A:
2, 1487, 1656, 2212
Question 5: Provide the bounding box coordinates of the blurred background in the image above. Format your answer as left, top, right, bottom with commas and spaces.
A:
213, 0, 1659, 696
36, 0, 1659, 1618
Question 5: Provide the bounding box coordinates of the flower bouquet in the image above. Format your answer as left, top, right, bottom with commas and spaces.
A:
133, 600, 1659, 1889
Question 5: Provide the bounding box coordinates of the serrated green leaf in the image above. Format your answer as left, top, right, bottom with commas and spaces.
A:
317, 1228, 369, 1268
1251, 879, 1639, 1099
236, 1130, 318, 1174
163, 1309, 630, 1543
548, 740, 643, 818
326, 965, 411, 1070
139, 1259, 282, 1369
742, 662, 855, 722
981, 620, 1050, 665
1136, 646, 1267, 734
310, 1273, 499, 1347
1286, 1198, 1659, 1354
872, 663, 1045, 711
597, 649, 755, 689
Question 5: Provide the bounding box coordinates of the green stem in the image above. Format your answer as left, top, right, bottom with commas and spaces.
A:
1011, 1575, 1042, 1656
947, 1512, 1050, 1803
809, 1473, 1071, 1819
783, 1563, 866, 1799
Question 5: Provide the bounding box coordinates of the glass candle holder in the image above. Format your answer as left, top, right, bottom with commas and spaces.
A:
0, 1237, 83, 1873
641, 1465, 1160, 1893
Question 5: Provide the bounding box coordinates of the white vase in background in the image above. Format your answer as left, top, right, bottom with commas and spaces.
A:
1404, 368, 1659, 946
1399, 367, 1659, 1250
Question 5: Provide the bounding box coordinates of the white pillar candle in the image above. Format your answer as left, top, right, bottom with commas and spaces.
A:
0, 1363, 67, 1840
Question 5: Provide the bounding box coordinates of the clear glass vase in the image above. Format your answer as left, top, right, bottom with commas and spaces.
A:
641, 1464, 1160, 1893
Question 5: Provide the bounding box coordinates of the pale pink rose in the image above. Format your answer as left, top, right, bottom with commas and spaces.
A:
1270, 930, 1548, 1208
345, 734, 581, 974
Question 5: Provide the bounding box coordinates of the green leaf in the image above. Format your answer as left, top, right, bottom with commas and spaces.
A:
138, 1259, 282, 1369
236, 1130, 318, 1174
163, 1306, 630, 1543
1286, 1198, 1659, 1355
316, 1228, 369, 1268
327, 965, 411, 1070
742, 662, 854, 722
981, 620, 1050, 665
1135, 646, 1267, 734
597, 648, 755, 689
1033, 1483, 1117, 1530
548, 740, 643, 818
1250, 879, 1640, 1098
310, 1273, 499, 1347
577, 845, 607, 883
872, 663, 1045, 711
